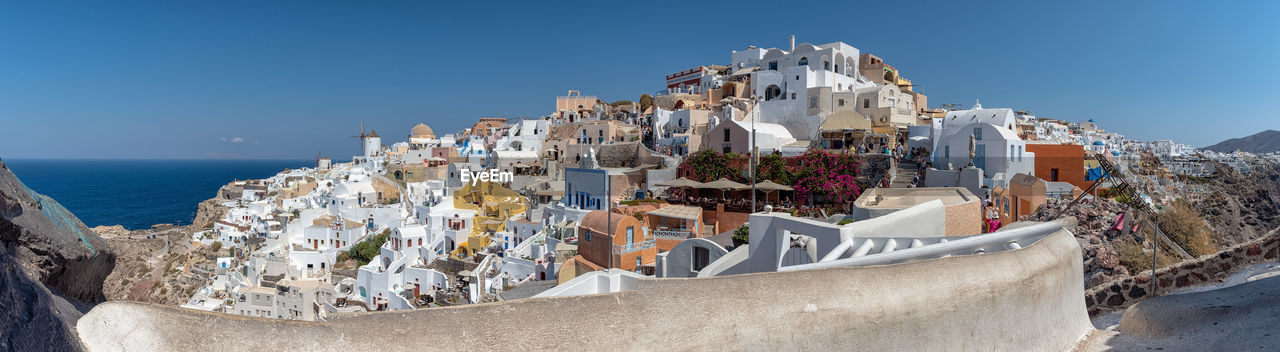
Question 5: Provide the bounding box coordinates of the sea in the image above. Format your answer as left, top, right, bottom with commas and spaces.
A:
5, 159, 312, 230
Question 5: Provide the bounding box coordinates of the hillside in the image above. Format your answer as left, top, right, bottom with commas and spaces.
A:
0, 160, 116, 351
1203, 130, 1280, 153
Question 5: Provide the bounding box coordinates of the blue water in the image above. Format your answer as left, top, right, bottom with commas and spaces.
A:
4, 159, 311, 230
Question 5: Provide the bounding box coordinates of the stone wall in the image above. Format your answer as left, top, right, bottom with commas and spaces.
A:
78, 229, 1095, 351
1085, 229, 1280, 316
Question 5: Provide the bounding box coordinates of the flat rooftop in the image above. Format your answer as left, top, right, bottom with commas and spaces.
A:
855, 187, 978, 208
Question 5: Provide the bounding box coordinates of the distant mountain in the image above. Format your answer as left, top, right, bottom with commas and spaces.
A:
1202, 130, 1280, 153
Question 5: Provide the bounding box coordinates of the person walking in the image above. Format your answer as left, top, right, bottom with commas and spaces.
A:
985, 201, 1001, 233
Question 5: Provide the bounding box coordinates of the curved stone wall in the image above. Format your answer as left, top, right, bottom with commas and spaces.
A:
78, 229, 1092, 351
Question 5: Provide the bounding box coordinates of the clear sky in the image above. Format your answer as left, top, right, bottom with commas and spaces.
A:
2, 0, 1277, 159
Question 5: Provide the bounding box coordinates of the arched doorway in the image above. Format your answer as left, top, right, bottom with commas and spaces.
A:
765, 85, 782, 101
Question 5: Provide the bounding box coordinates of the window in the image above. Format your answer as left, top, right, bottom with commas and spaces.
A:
838, 99, 846, 107
584, 231, 591, 242
808, 96, 818, 109
768, 61, 778, 70
973, 127, 983, 140
626, 227, 634, 244
863, 99, 870, 109
724, 130, 731, 142
798, 57, 808, 66
1050, 168, 1059, 181
723, 145, 731, 154
790, 93, 796, 100
794, 75, 799, 80
823, 61, 830, 70
1011, 145, 1015, 160
692, 246, 710, 272
635, 256, 643, 274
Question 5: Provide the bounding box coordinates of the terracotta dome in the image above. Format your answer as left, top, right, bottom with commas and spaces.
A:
410, 123, 435, 138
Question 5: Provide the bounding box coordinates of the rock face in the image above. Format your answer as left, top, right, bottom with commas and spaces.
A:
0, 160, 116, 351
1196, 161, 1280, 244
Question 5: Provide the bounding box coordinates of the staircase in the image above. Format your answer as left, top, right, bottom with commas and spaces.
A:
890, 160, 920, 188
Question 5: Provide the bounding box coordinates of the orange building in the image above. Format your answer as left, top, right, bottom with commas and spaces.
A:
992, 174, 1047, 225
469, 118, 507, 137
576, 210, 656, 274
1025, 143, 1086, 191
643, 205, 706, 251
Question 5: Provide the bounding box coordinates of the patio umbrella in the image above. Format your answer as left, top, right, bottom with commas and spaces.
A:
698, 178, 747, 190
737, 180, 794, 192
655, 177, 703, 188
699, 178, 748, 200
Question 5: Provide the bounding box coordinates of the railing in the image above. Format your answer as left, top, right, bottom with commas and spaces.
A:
1047, 190, 1074, 199
613, 239, 656, 254
653, 229, 692, 240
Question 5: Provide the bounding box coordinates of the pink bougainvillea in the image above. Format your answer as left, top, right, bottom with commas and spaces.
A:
793, 150, 861, 204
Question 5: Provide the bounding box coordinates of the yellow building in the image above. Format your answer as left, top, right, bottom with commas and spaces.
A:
449, 180, 526, 259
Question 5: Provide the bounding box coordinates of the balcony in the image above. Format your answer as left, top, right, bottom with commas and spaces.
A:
653, 229, 692, 240
613, 239, 656, 254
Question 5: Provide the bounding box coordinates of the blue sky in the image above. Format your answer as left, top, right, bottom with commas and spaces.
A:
1, 0, 1276, 159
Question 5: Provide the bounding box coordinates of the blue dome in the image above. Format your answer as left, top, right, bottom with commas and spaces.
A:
1088, 119, 1095, 122
1093, 141, 1105, 145
1111, 150, 1121, 156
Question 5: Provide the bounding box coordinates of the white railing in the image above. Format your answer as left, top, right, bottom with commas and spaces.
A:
653, 229, 692, 240
613, 239, 656, 254
510, 232, 546, 256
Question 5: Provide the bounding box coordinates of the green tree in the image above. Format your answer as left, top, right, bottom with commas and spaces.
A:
639, 94, 653, 112
684, 149, 737, 182
757, 153, 795, 185
209, 241, 223, 252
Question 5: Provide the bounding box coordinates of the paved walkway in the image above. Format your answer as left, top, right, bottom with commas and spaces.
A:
1079, 263, 1280, 351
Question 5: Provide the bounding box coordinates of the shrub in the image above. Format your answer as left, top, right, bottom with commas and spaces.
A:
837, 219, 854, 225
793, 150, 861, 204
346, 229, 391, 266
1156, 201, 1217, 257
210, 241, 223, 252
1113, 231, 1181, 273
732, 225, 750, 244
619, 199, 666, 206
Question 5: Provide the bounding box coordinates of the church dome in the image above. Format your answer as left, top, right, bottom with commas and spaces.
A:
411, 123, 436, 138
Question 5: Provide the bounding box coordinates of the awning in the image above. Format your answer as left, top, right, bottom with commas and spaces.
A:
646, 205, 702, 220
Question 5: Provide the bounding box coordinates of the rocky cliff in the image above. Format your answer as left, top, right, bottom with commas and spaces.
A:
0, 160, 116, 351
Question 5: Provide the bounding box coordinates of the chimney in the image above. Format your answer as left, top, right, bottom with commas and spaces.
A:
790, 35, 795, 51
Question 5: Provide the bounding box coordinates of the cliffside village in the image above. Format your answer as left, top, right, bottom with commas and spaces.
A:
173, 36, 1234, 321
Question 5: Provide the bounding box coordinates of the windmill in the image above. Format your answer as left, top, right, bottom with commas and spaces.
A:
349, 120, 373, 162
350, 120, 367, 145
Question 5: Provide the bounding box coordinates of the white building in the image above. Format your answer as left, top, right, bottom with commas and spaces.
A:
741, 39, 870, 141
932, 101, 1034, 187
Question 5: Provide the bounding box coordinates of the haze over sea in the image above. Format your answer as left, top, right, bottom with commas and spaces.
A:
4, 159, 310, 230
